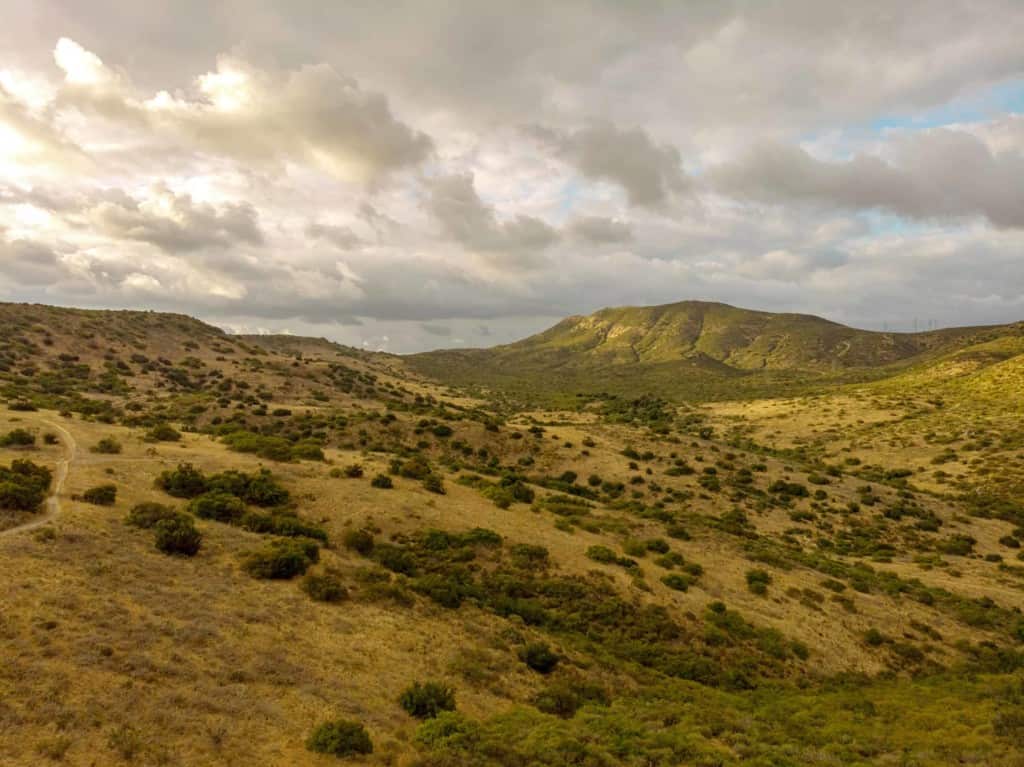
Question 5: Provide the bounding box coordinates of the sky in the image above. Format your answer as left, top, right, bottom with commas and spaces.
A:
0, 1, 1023, 352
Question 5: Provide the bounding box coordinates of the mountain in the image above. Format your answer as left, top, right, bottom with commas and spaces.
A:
410, 300, 1024, 401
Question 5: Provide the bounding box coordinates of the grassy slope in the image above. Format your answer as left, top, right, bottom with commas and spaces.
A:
408, 300, 1024, 403
3, 302, 1024, 764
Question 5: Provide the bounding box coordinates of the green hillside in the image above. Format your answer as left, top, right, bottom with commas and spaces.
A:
410, 301, 1024, 403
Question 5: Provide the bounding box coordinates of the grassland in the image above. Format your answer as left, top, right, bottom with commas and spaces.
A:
2, 301, 1024, 765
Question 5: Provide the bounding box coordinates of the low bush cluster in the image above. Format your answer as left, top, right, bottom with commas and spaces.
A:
242, 538, 320, 579
0, 459, 52, 511
400, 681, 456, 719
306, 720, 372, 757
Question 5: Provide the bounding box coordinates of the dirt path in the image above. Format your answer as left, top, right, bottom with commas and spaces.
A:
0, 419, 76, 536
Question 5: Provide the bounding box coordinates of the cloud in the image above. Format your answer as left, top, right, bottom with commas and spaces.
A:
711, 126, 1024, 228
47, 39, 433, 184
86, 186, 264, 253
0, 237, 65, 286
3, 9, 1024, 350
427, 173, 559, 266
305, 222, 361, 249
420, 323, 452, 337
538, 123, 689, 208
569, 215, 633, 244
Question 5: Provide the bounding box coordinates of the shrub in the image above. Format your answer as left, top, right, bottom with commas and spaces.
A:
156, 463, 208, 498
91, 437, 122, 455
0, 459, 51, 511
623, 539, 647, 557
43, 432, 59, 445
666, 524, 691, 540
242, 539, 319, 579
238, 469, 291, 507
154, 515, 202, 556
646, 538, 670, 554
864, 627, 887, 646
241, 510, 328, 542
746, 569, 772, 595
189, 491, 245, 523
510, 543, 549, 568
126, 502, 179, 529
519, 642, 559, 674
306, 720, 372, 757
399, 681, 456, 719
82, 484, 117, 506
533, 680, 609, 719
0, 428, 35, 447
342, 464, 364, 478
661, 573, 691, 592
301, 571, 348, 603
342, 528, 375, 555
221, 430, 293, 461
586, 545, 617, 564
414, 712, 481, 748
938, 534, 976, 556
422, 474, 445, 494
146, 423, 181, 442
290, 441, 325, 461
371, 474, 393, 489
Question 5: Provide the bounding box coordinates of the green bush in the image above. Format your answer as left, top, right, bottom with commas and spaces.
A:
586, 545, 617, 564
189, 491, 245, 522
156, 463, 208, 498
519, 642, 559, 674
126, 502, 179, 529
646, 538, 670, 554
342, 528, 375, 555
746, 569, 772, 595
422, 474, 445, 494
219, 469, 290, 507
533, 680, 609, 718
242, 539, 319, 579
661, 573, 691, 592
221, 430, 293, 461
82, 484, 117, 506
0, 459, 51, 511
306, 720, 372, 757
371, 474, 393, 489
399, 681, 456, 719
0, 428, 35, 447
301, 571, 348, 603
154, 515, 201, 556
146, 423, 181, 442
290, 441, 325, 461
414, 712, 481, 748
91, 437, 122, 455
241, 510, 328, 542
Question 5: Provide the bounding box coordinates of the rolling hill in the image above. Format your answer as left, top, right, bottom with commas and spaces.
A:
4, 300, 1024, 765
409, 300, 1024, 401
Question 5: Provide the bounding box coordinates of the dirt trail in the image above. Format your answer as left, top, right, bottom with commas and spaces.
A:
0, 419, 76, 536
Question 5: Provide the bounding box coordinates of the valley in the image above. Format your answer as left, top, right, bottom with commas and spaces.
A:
2, 301, 1024, 765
